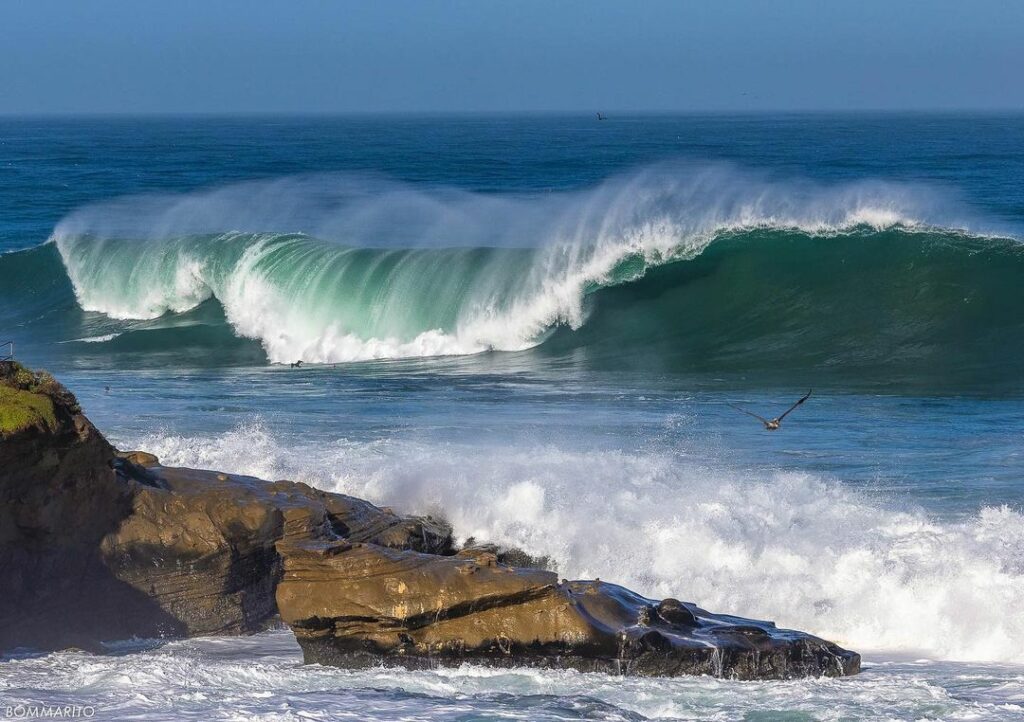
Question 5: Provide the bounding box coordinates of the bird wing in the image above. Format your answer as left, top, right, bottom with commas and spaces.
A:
728, 403, 770, 425
777, 389, 813, 422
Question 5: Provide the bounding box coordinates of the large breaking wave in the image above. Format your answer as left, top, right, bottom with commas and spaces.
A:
5, 164, 1024, 387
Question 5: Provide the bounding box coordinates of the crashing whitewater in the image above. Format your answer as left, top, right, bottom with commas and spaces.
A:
136, 419, 1024, 664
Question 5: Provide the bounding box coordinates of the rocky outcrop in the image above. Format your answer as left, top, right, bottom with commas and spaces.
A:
1, 362, 136, 651
98, 465, 452, 638
0, 361, 451, 650
0, 361, 860, 679
277, 539, 859, 679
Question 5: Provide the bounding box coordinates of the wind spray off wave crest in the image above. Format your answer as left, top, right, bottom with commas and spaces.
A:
49, 164, 963, 365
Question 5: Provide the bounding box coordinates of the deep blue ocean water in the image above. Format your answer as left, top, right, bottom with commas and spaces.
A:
2, 115, 1024, 720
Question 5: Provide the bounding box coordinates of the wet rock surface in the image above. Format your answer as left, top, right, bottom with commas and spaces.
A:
278, 539, 859, 679
0, 361, 859, 678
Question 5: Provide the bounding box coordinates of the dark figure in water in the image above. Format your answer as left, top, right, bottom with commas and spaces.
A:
596, 112, 607, 121
290, 360, 303, 368
728, 390, 812, 431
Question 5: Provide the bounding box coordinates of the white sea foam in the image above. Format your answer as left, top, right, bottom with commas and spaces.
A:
2, 629, 1022, 721
135, 421, 1024, 665
60, 333, 122, 344
49, 165, 982, 364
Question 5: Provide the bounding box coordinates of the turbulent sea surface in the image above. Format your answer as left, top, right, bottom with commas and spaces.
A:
2, 114, 1024, 720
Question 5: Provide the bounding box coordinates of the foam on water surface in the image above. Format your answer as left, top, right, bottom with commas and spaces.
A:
2, 631, 1022, 721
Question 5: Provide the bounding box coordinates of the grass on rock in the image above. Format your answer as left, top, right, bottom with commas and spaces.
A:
0, 370, 59, 435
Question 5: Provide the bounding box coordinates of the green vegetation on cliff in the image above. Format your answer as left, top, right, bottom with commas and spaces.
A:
0, 385, 57, 435
0, 361, 63, 435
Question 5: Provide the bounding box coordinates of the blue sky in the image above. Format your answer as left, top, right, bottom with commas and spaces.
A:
1, 0, 1022, 114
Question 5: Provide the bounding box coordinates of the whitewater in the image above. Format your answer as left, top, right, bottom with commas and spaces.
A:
133, 420, 1024, 664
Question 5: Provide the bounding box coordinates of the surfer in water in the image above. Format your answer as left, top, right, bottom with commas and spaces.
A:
290, 360, 303, 368
728, 390, 812, 431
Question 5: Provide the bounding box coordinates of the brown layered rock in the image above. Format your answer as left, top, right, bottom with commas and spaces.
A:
277, 539, 859, 679
99, 466, 452, 638
0, 361, 451, 650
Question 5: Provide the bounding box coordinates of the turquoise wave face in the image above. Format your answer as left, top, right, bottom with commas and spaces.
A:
4, 225, 1024, 391
545, 228, 1024, 390
52, 231, 549, 362
1, 166, 1020, 389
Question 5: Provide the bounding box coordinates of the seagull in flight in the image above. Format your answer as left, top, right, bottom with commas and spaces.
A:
728, 390, 812, 431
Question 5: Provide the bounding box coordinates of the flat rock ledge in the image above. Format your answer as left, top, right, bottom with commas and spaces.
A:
0, 361, 859, 679
278, 540, 858, 679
